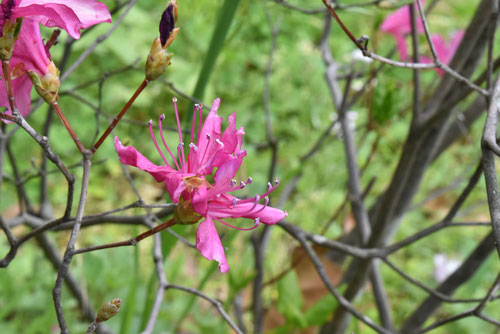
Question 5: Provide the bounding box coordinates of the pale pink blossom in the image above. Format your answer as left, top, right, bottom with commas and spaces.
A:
115, 98, 287, 272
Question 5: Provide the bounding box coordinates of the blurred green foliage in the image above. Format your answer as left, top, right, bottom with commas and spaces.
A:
1, 0, 499, 333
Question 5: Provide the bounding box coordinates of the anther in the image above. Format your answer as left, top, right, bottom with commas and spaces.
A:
160, 114, 165, 121
254, 218, 260, 226
230, 179, 237, 186
246, 177, 253, 184
189, 143, 199, 152
148, 119, 153, 126
172, 97, 177, 103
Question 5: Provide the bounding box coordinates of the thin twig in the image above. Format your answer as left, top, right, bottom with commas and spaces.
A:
53, 157, 92, 333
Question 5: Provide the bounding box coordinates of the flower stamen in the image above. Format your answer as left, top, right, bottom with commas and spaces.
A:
158, 114, 181, 170
149, 120, 169, 166
214, 217, 261, 231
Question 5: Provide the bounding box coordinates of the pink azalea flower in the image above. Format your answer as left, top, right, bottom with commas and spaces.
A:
0, 18, 50, 118
0, 0, 111, 120
115, 98, 287, 272
380, 1, 424, 60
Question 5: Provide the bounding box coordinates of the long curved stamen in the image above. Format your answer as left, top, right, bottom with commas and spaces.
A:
190, 104, 199, 144
158, 114, 181, 170
173, 97, 186, 170
237, 178, 280, 204
241, 195, 260, 214
197, 104, 203, 146
198, 139, 225, 172
177, 142, 185, 171
245, 196, 269, 215
188, 142, 198, 172
149, 120, 169, 166
234, 196, 269, 216
200, 133, 212, 165
214, 217, 261, 231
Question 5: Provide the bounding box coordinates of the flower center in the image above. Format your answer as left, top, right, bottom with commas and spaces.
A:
182, 175, 210, 191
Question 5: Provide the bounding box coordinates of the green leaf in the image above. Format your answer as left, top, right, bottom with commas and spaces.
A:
372, 81, 396, 124
276, 271, 307, 328
304, 294, 338, 326
187, 0, 241, 123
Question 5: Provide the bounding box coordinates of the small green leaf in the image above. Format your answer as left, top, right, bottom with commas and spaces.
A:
304, 294, 338, 326
277, 271, 307, 328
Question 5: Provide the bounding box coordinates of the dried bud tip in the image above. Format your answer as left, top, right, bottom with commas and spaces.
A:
96, 298, 121, 323
159, 1, 177, 47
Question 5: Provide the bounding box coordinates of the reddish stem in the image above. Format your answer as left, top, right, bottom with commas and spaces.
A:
0, 112, 16, 122
321, 0, 366, 51
91, 78, 149, 153
74, 218, 176, 254
46, 29, 61, 50
52, 102, 87, 154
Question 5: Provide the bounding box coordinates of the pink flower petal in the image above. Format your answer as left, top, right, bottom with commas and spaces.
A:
195, 99, 223, 172
209, 201, 287, 224
114, 136, 176, 182
446, 30, 464, 64
196, 216, 229, 273
380, 1, 425, 61
12, 18, 50, 75
16, 0, 111, 39
394, 33, 409, 61
0, 73, 33, 122
380, 2, 423, 35
210, 152, 246, 196
192, 185, 208, 215
115, 136, 185, 199
430, 34, 447, 61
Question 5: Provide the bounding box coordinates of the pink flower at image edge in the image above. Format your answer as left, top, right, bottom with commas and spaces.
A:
115, 98, 287, 272
0, 0, 111, 120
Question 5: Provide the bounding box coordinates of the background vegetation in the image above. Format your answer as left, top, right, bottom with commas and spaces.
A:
1, 0, 499, 333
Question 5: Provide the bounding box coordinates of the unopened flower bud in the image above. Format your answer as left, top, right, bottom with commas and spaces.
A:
145, 31, 177, 81
96, 298, 121, 323
0, 19, 21, 61
145, 0, 179, 81
28, 61, 60, 104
